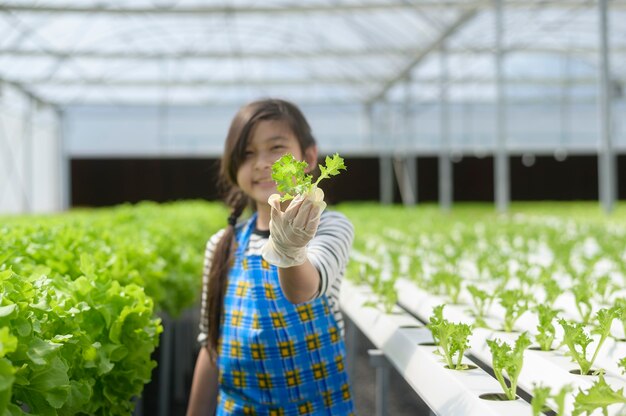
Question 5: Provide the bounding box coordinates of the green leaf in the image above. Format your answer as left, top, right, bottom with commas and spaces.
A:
0, 304, 17, 319
573, 373, 626, 416
271, 152, 346, 202
0, 328, 17, 358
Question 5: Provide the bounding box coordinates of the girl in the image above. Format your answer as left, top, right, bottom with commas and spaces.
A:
187, 99, 356, 415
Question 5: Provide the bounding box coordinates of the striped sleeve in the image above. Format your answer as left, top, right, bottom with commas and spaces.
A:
307, 211, 354, 300
197, 228, 226, 347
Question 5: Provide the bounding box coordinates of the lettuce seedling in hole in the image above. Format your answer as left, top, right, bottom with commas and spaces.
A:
572, 279, 593, 325
429, 271, 462, 304
531, 383, 572, 416
573, 372, 626, 416
466, 284, 493, 328
486, 332, 531, 401
427, 304, 473, 370
594, 275, 614, 305
559, 306, 620, 376
498, 289, 529, 332
614, 298, 626, 340
362, 275, 398, 315
534, 304, 559, 351
539, 276, 561, 307
271, 153, 346, 202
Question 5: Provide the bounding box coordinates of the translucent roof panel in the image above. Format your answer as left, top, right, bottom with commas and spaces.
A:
0, 0, 624, 106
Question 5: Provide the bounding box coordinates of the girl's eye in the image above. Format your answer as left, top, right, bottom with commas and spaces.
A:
244, 151, 254, 158
271, 145, 285, 152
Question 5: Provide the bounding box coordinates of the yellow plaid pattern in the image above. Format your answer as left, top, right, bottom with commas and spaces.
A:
312, 362, 328, 380
251, 343, 266, 360
269, 409, 284, 416
231, 310, 244, 327
341, 383, 351, 401
271, 311, 286, 329
232, 370, 246, 388
243, 405, 256, 415
298, 401, 313, 415
329, 327, 339, 343
262, 259, 271, 269
297, 304, 314, 322
264, 283, 277, 300
306, 333, 321, 351
278, 340, 295, 358
235, 281, 250, 297
242, 258, 249, 270
323, 302, 330, 316
335, 355, 345, 372
257, 373, 272, 389
322, 390, 333, 407
285, 369, 301, 387
230, 340, 242, 358
224, 398, 235, 412
252, 313, 260, 329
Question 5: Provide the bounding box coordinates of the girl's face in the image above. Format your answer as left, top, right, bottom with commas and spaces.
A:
236, 119, 317, 207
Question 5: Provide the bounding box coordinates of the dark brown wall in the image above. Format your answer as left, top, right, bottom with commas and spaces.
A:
70, 155, 625, 207
71, 158, 221, 207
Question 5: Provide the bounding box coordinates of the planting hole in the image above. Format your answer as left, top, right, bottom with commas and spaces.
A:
443, 364, 478, 371
528, 346, 555, 352
569, 369, 597, 376
399, 325, 423, 329
417, 342, 436, 347
479, 393, 519, 401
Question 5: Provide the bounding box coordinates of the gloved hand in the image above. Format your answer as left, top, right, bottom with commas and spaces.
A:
261, 188, 327, 268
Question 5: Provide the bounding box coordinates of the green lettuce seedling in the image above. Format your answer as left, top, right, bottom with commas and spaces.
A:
559, 306, 620, 375
619, 357, 626, 375
362, 276, 398, 315
498, 289, 529, 332
428, 305, 473, 370
430, 271, 462, 304
486, 332, 531, 401
534, 304, 559, 351
531, 383, 572, 416
271, 153, 346, 202
573, 373, 626, 416
615, 298, 626, 340
466, 285, 493, 328
572, 280, 593, 325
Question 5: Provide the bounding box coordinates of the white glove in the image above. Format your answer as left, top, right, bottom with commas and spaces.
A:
261, 188, 327, 268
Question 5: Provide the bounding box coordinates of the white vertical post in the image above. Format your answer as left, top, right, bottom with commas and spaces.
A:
439, 43, 452, 211
57, 109, 70, 210
22, 96, 34, 213
598, 0, 616, 213
379, 100, 394, 205
494, 0, 510, 213
403, 76, 417, 205
364, 102, 374, 149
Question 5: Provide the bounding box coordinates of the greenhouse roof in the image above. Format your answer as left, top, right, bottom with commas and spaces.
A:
0, 0, 625, 107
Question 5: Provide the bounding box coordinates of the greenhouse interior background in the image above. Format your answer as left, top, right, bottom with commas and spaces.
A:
2, 0, 626, 415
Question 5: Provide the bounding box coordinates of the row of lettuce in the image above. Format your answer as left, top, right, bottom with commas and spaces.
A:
0, 201, 225, 415
340, 203, 626, 415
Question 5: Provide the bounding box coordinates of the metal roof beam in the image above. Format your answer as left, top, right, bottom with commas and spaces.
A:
0, 77, 57, 108
367, 8, 480, 104
4, 46, 626, 60
19, 77, 381, 87
3, 1, 626, 15
15, 75, 620, 87
0, 2, 471, 15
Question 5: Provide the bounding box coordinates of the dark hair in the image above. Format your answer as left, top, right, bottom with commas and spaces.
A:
205, 98, 316, 358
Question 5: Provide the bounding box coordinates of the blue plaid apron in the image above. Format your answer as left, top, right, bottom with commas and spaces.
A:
216, 213, 356, 416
